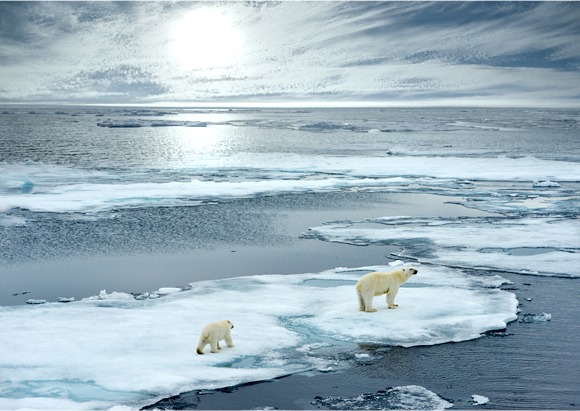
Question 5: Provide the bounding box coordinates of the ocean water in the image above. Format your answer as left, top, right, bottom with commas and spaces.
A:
0, 107, 579, 410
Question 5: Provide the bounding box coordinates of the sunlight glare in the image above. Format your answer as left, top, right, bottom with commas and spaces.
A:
172, 9, 241, 71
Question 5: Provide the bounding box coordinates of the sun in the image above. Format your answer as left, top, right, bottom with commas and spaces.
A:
172, 8, 241, 71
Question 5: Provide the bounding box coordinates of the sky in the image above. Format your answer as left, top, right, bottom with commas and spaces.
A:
1, 1, 580, 108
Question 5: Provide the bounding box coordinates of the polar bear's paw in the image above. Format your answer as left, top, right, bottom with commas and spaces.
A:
365, 308, 377, 313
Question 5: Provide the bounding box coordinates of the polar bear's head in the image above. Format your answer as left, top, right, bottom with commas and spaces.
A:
403, 267, 418, 276
226, 320, 234, 329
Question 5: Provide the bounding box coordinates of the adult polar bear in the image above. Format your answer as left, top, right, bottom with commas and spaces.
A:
356, 267, 418, 312
197, 319, 234, 354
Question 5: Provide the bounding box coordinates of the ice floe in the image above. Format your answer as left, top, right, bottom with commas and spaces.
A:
97, 119, 207, 128
298, 121, 368, 132
471, 394, 490, 405
311, 385, 453, 410
519, 312, 552, 323
302, 217, 580, 277
0, 264, 516, 410
533, 180, 561, 187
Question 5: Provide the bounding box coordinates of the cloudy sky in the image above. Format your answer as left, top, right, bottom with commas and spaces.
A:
1, 1, 579, 107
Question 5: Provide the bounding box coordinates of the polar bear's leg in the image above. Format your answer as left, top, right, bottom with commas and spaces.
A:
225, 332, 234, 347
357, 289, 366, 311
208, 330, 220, 353
196, 336, 207, 355
387, 286, 400, 309
363, 292, 377, 312
210, 339, 219, 353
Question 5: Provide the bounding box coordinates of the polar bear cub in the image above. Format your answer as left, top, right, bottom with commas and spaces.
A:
356, 267, 418, 312
196, 319, 234, 354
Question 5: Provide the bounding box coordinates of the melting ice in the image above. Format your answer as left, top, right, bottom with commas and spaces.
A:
0, 264, 516, 410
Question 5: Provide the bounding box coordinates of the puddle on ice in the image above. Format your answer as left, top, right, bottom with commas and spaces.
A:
0, 264, 516, 410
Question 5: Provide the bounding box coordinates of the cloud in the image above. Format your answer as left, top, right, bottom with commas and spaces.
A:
0, 1, 579, 106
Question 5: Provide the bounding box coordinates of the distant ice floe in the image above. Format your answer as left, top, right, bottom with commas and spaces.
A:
311, 385, 453, 410
0, 265, 516, 410
97, 119, 207, 128
533, 180, 561, 187
302, 217, 580, 278
298, 121, 368, 132
519, 313, 552, 323
471, 394, 490, 405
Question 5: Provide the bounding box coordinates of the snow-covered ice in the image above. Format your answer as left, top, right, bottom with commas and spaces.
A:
302, 217, 580, 277
0, 265, 516, 410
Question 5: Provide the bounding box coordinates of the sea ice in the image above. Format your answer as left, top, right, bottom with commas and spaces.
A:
0, 265, 516, 410
298, 121, 367, 132
1, 155, 579, 215
25, 299, 46, 304
519, 313, 552, 323
533, 180, 561, 187
311, 385, 453, 410
471, 394, 490, 405
96, 119, 207, 128
303, 217, 580, 277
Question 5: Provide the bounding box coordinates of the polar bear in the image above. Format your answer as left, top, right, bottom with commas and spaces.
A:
356, 267, 418, 312
196, 319, 234, 354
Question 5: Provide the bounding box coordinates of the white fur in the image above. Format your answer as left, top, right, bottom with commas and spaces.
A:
356, 267, 418, 312
196, 319, 234, 354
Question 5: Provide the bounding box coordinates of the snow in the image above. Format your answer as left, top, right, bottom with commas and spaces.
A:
156, 287, 182, 295
303, 217, 580, 277
0, 264, 516, 410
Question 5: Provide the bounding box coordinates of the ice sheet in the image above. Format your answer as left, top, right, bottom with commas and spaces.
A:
303, 217, 580, 277
0, 265, 516, 410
